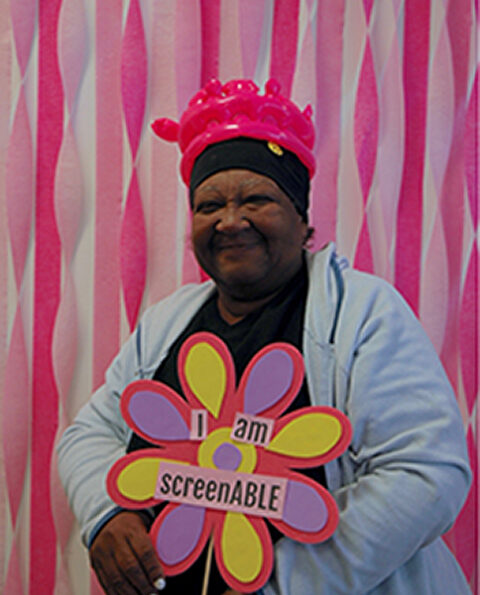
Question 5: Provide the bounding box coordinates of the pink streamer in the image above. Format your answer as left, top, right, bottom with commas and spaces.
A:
444, 428, 478, 590
460, 250, 478, 414
465, 70, 478, 223
310, 0, 344, 247
460, 68, 478, 415
2, 309, 29, 524
0, 2, 10, 584
121, 0, 147, 156
58, 0, 88, 114
93, 0, 123, 390
147, 0, 181, 303
353, 37, 378, 273
174, 0, 201, 114
238, 0, 265, 79
269, 0, 300, 97
31, 0, 63, 591
394, 0, 430, 315
6, 89, 33, 288
438, 0, 472, 391
120, 170, 147, 330
362, 0, 374, 24
9, 0, 36, 75
4, 543, 24, 594
176, 1, 203, 284
3, 4, 28, 592
200, 0, 221, 83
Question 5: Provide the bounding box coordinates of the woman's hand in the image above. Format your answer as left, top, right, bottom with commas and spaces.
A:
90, 510, 165, 594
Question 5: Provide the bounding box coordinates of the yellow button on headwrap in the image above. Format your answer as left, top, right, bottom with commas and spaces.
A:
267, 141, 283, 156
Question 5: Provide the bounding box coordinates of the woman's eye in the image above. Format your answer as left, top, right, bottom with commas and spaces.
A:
244, 195, 272, 206
195, 201, 222, 214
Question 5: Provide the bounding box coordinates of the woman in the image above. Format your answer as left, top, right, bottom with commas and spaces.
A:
58, 79, 471, 594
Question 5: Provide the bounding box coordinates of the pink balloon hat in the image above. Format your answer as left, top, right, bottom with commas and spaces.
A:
151, 78, 316, 186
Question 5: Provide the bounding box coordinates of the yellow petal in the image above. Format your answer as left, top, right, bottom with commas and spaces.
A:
221, 512, 263, 583
184, 342, 226, 418
266, 413, 341, 458
117, 457, 188, 501
117, 457, 161, 500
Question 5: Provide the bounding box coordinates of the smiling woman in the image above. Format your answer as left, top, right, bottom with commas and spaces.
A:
57, 78, 472, 595
192, 169, 308, 322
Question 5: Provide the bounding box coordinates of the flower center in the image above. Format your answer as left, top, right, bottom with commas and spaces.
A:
213, 442, 242, 470
197, 427, 257, 473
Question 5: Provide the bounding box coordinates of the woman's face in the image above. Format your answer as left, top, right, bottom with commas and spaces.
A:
191, 169, 308, 301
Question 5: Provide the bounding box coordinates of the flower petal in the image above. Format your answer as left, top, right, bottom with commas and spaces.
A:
182, 339, 227, 418
116, 456, 161, 500
106, 450, 188, 508
121, 380, 191, 442
266, 411, 342, 458
220, 512, 264, 584
283, 480, 328, 531
238, 343, 304, 417
269, 474, 339, 543
244, 350, 293, 414
151, 504, 209, 572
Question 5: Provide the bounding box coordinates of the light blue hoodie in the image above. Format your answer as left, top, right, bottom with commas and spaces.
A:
58, 245, 472, 594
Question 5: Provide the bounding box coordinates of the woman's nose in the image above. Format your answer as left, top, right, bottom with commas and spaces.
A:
215, 205, 250, 232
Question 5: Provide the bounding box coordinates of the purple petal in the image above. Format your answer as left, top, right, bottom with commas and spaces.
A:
155, 505, 205, 565
129, 391, 189, 440
282, 481, 328, 532
244, 350, 294, 415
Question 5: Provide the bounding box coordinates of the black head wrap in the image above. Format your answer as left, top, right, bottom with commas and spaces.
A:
189, 138, 310, 221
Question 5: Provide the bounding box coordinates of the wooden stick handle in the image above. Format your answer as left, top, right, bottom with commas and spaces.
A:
201, 537, 214, 595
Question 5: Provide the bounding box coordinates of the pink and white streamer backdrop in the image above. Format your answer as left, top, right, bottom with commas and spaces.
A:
0, 1, 477, 593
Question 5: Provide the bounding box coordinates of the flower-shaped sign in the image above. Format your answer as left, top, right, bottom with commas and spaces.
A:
107, 332, 351, 593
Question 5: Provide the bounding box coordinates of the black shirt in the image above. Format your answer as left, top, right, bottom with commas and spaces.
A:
128, 258, 325, 594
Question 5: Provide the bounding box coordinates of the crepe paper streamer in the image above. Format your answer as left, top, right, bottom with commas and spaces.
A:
4, 4, 34, 593
6, 89, 33, 289
121, 0, 147, 156
438, 0, 472, 393
310, 0, 344, 247
31, 2, 64, 593
10, 0, 36, 75
120, 168, 147, 331
353, 34, 378, 273
199, 0, 221, 83
120, 0, 147, 331
93, 0, 123, 391
269, 0, 300, 97
108, 332, 351, 592
238, 0, 265, 79
58, 0, 88, 114
394, 0, 430, 314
